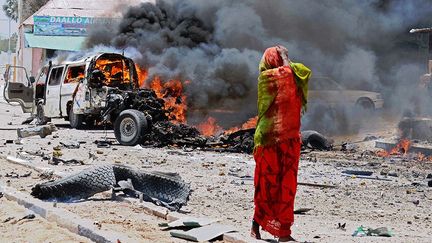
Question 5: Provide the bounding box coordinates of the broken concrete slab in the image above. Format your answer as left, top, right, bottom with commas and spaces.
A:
160, 217, 219, 228
170, 223, 236, 242
398, 117, 432, 141
17, 123, 57, 138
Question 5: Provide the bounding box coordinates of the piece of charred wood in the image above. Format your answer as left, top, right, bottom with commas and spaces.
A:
218, 128, 255, 154
17, 124, 57, 138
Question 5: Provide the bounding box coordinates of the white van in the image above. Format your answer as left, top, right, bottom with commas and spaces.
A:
3, 53, 140, 128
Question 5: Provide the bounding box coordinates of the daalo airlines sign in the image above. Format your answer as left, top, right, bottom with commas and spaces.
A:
33, 16, 118, 36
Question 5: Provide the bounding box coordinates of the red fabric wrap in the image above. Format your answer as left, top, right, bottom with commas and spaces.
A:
266, 66, 302, 142
253, 139, 301, 237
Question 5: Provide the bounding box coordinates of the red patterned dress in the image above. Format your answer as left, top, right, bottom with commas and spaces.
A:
253, 46, 311, 237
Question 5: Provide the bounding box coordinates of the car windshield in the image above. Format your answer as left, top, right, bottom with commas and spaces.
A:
310, 77, 344, 90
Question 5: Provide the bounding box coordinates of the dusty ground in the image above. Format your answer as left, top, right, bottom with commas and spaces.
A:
0, 95, 431, 242
0, 197, 91, 242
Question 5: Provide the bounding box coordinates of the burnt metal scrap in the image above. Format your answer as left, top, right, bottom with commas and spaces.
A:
142, 121, 207, 147
221, 128, 255, 154
99, 86, 332, 153
101, 87, 168, 124
205, 128, 255, 154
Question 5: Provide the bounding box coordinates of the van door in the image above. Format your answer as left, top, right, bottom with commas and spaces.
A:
60, 65, 86, 116
44, 66, 64, 117
3, 66, 34, 113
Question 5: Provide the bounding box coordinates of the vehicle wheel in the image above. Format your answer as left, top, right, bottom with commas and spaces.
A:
69, 109, 84, 128
356, 98, 375, 112
114, 109, 148, 146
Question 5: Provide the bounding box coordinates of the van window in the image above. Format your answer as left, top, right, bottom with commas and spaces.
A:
64, 65, 85, 84
48, 67, 64, 86
94, 58, 132, 89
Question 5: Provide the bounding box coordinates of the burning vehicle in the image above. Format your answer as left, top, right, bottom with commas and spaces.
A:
3, 53, 173, 145
4, 53, 333, 152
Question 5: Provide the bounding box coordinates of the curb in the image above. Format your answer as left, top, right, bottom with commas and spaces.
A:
2, 155, 254, 243
0, 184, 130, 243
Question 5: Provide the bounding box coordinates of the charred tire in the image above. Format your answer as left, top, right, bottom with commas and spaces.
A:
31, 165, 116, 201
31, 164, 191, 211
114, 109, 148, 146
113, 165, 191, 211
69, 109, 84, 129
301, 130, 332, 150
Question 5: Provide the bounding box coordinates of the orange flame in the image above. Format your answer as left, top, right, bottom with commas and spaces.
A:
390, 139, 411, 156
197, 117, 223, 136
225, 116, 258, 134
417, 152, 426, 161
135, 64, 148, 88
376, 139, 412, 157
95, 58, 131, 86
149, 77, 187, 123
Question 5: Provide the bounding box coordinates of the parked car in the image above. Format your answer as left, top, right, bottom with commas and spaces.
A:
3, 53, 166, 146
308, 76, 384, 110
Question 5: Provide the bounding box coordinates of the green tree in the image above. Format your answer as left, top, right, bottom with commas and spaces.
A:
2, 0, 49, 23
2, 0, 18, 21
22, 0, 49, 22
0, 32, 17, 52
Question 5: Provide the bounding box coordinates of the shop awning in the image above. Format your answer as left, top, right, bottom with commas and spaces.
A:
24, 33, 86, 51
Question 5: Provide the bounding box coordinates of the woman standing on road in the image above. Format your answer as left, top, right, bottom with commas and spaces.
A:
252, 45, 311, 242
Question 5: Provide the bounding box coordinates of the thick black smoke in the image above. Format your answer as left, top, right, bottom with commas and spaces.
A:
87, 0, 260, 126
86, 0, 432, 131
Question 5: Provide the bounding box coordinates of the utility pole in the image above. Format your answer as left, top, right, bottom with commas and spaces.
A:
0, 18, 12, 64
8, 17, 11, 65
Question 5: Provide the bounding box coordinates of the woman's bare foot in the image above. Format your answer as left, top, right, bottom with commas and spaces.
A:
250, 221, 261, 239
278, 235, 296, 242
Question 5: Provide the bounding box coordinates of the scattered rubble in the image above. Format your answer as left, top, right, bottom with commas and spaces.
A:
4, 171, 31, 178
341, 170, 373, 176
49, 157, 84, 166
352, 226, 393, 237
1, 94, 431, 241
59, 141, 80, 149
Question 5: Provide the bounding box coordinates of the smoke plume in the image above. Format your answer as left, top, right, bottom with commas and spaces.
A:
85, 0, 432, 132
